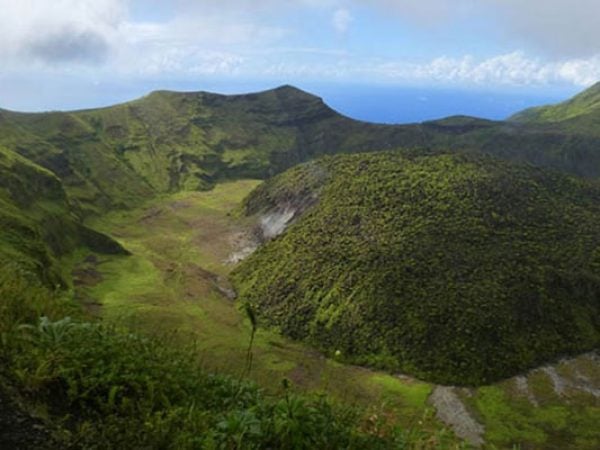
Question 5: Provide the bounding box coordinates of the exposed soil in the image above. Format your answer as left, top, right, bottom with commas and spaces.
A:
514, 375, 539, 406
226, 230, 259, 264
429, 386, 485, 447
535, 352, 600, 399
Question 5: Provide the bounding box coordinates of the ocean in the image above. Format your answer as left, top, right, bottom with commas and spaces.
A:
305, 84, 578, 124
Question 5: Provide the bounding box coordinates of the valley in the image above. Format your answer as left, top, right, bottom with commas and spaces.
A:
80, 181, 438, 426
1, 84, 599, 449
73, 178, 598, 449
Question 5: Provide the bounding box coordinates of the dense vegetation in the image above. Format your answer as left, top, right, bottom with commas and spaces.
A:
1, 266, 459, 449
1, 83, 600, 447
232, 151, 600, 385
0, 145, 126, 288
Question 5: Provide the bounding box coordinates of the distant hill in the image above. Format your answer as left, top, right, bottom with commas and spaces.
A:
511, 82, 600, 124
0, 86, 421, 215
2, 84, 600, 217
232, 151, 600, 385
2, 82, 600, 287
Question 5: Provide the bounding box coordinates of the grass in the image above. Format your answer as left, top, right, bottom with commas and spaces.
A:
82, 180, 447, 435
0, 182, 464, 448
462, 369, 600, 450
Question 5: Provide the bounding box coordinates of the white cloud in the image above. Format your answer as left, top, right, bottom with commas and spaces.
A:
0, 0, 286, 76
111, 18, 283, 77
249, 50, 600, 88
365, 52, 600, 87
0, 0, 599, 89
332, 8, 354, 34
0, 0, 125, 64
490, 0, 600, 57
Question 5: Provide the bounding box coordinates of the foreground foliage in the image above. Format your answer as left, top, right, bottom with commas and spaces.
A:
232, 151, 600, 385
0, 268, 464, 449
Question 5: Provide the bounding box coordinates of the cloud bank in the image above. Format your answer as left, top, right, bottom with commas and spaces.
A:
368, 52, 600, 87
0, 0, 599, 89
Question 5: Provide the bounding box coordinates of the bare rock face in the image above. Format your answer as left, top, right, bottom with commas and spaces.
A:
259, 208, 296, 240
429, 386, 485, 448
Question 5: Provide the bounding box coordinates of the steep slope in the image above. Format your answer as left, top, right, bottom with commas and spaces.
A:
231, 151, 600, 385
0, 145, 127, 287
4, 84, 600, 216
511, 82, 600, 124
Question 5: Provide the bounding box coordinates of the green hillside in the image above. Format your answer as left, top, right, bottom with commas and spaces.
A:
232, 151, 600, 385
511, 82, 600, 124
3, 84, 600, 218
1, 84, 600, 448
0, 86, 421, 215
0, 145, 126, 287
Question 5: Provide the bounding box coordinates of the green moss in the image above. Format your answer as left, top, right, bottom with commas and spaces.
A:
0, 145, 127, 289
232, 151, 600, 385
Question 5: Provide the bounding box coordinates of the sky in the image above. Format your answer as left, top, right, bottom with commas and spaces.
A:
0, 0, 598, 120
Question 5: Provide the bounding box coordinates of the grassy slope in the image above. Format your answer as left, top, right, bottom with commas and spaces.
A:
0, 145, 126, 287
511, 82, 600, 124
231, 152, 600, 386
3, 86, 391, 214
1, 274, 437, 450
2, 84, 600, 447
0, 179, 465, 449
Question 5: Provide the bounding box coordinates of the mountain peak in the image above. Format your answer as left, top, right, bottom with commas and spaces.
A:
272, 84, 309, 94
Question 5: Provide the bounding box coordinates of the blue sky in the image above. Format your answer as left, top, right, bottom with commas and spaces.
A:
0, 0, 598, 117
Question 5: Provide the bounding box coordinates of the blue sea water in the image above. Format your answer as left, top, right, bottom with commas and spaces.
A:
304, 84, 578, 124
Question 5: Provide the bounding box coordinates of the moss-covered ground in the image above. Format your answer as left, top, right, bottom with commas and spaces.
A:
232, 152, 600, 386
